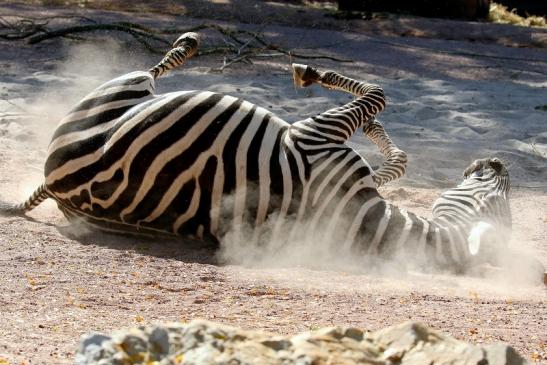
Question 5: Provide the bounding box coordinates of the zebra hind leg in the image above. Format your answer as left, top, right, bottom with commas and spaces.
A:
148, 32, 200, 79
0, 183, 50, 216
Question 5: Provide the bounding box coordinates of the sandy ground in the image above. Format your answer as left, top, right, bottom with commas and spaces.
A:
0, 2, 546, 364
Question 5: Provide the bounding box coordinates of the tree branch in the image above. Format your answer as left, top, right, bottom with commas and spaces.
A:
0, 16, 355, 70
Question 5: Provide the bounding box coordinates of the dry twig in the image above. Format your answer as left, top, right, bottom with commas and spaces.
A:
0, 15, 353, 70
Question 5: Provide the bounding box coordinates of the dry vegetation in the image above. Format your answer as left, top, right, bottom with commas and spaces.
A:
489, 2, 546, 28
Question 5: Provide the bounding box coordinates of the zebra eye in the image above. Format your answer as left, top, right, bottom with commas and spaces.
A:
472, 170, 483, 178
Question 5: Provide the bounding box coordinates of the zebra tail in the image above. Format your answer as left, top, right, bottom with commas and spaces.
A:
0, 183, 50, 216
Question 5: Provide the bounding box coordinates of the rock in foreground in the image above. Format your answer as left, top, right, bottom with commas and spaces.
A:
75, 320, 529, 364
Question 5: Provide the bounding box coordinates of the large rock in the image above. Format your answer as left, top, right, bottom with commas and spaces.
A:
75, 320, 529, 365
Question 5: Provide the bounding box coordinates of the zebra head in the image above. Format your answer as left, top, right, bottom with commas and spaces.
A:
433, 157, 511, 263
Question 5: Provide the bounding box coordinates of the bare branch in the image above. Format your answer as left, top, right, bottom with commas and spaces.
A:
0, 16, 356, 70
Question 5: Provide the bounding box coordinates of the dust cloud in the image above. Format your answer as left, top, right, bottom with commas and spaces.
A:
218, 215, 375, 273
1, 40, 144, 204
27, 40, 133, 144
216, 190, 546, 295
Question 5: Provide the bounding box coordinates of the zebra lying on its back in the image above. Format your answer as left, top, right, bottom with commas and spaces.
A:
2, 32, 512, 272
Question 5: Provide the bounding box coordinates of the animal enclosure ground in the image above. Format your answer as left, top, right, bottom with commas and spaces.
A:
0, 1, 546, 364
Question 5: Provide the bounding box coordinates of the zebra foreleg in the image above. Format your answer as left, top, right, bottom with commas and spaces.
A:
363, 118, 407, 187
149, 32, 200, 79
0, 183, 50, 216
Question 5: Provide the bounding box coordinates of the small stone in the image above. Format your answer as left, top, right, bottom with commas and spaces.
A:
75, 333, 112, 365
315, 326, 345, 339
117, 332, 148, 359
344, 328, 364, 341
382, 347, 404, 361
149, 327, 170, 355
261, 339, 292, 351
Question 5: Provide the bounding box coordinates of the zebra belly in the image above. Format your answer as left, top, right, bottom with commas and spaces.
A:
45, 87, 289, 238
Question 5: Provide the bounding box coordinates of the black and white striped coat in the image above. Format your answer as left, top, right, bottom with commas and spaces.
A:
2, 33, 511, 271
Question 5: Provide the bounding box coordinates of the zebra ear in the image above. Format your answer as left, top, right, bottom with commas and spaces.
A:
467, 221, 493, 256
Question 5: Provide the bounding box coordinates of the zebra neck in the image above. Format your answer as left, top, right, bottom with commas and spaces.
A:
370, 202, 475, 271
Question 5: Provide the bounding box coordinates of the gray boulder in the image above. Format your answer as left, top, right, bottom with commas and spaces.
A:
75, 320, 529, 365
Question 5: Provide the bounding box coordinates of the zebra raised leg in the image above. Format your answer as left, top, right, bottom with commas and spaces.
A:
362, 118, 407, 187
291, 63, 386, 144
148, 32, 200, 79
292, 63, 406, 186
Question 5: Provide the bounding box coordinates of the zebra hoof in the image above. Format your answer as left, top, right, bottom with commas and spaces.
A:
292, 63, 320, 88
173, 32, 200, 54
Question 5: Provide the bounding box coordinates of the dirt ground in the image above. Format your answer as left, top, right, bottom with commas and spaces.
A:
0, 1, 546, 364
1, 189, 546, 364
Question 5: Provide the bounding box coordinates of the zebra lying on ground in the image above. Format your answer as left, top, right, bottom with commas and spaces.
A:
1, 32, 514, 272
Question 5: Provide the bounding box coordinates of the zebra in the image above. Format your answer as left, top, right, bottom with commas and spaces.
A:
0, 32, 513, 272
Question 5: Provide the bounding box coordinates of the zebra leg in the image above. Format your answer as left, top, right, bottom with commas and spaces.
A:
292, 63, 384, 99
292, 64, 403, 185
148, 32, 200, 79
291, 64, 385, 144
363, 118, 407, 187
0, 183, 50, 216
